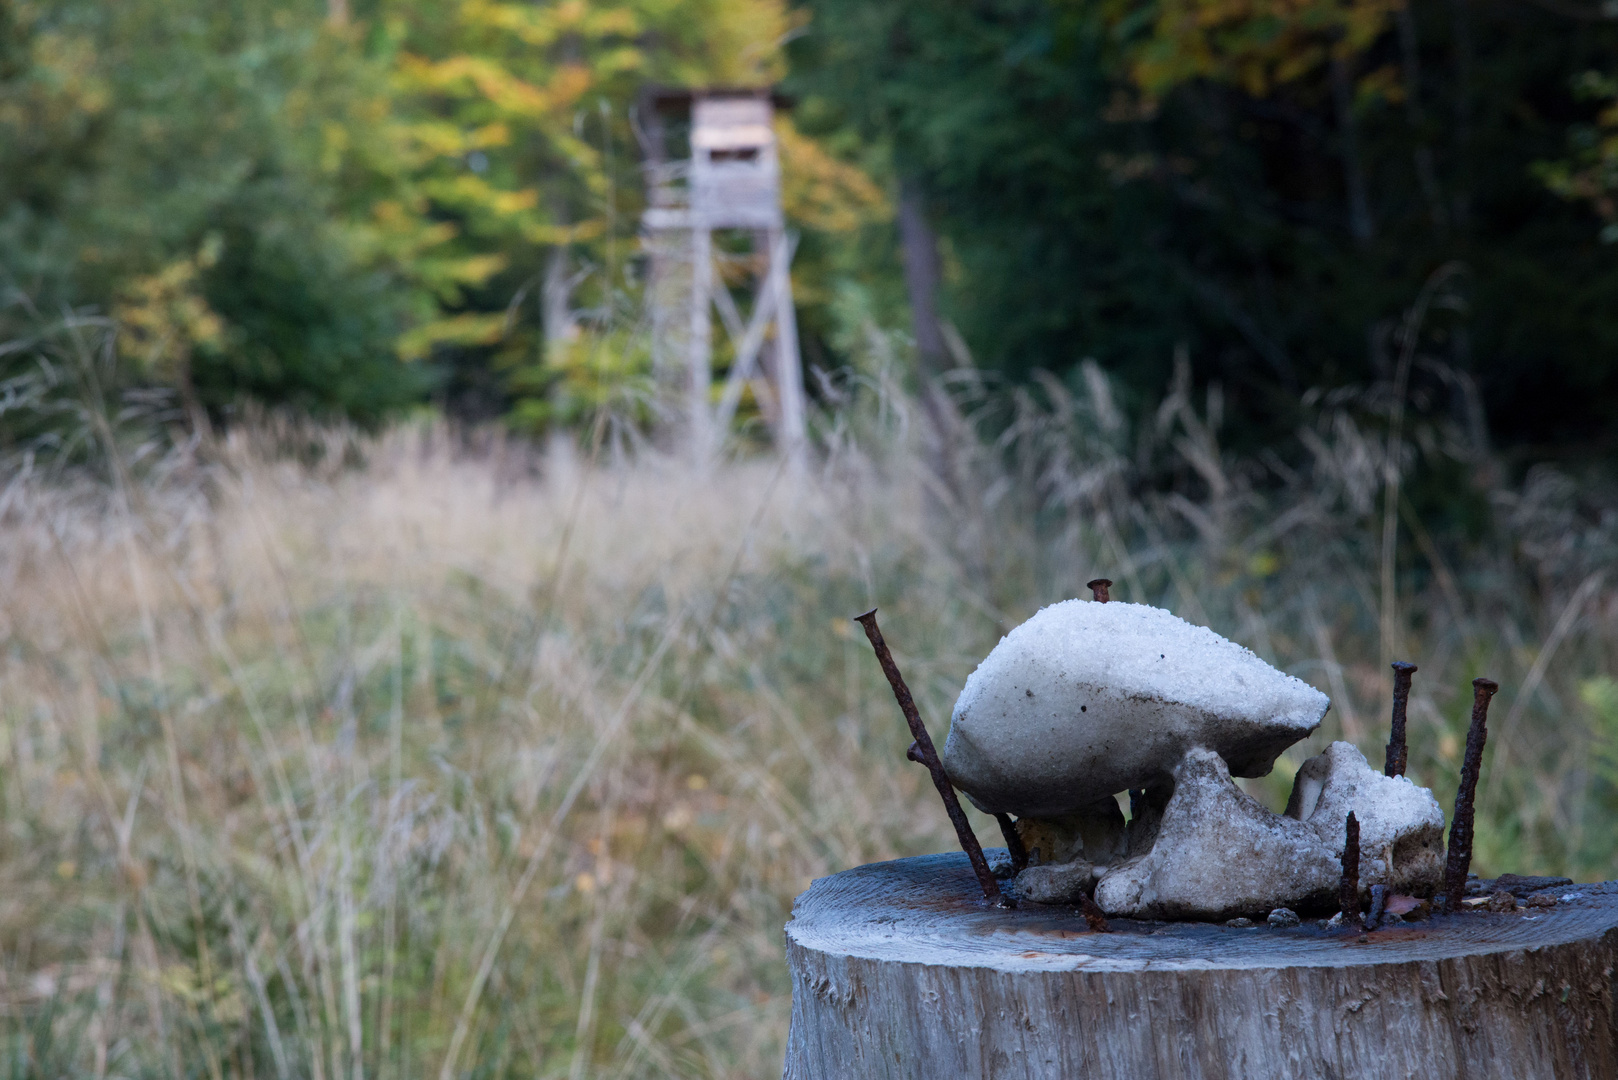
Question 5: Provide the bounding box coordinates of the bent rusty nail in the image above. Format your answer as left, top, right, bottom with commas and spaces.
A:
1385, 661, 1418, 778
1444, 677, 1499, 913
855, 608, 1009, 908
994, 812, 1029, 875
1339, 810, 1363, 931
1077, 890, 1111, 933
1087, 578, 1113, 603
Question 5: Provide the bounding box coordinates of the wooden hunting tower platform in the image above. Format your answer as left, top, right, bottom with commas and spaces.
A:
640, 87, 805, 463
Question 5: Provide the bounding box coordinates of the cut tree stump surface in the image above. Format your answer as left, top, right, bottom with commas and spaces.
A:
783, 852, 1618, 1079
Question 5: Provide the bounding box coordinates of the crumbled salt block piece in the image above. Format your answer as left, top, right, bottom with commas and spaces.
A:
1015, 859, 1099, 905
1093, 748, 1341, 920
1384, 893, 1426, 917
943, 600, 1328, 816
1267, 907, 1301, 928
1286, 742, 1445, 896
1093, 742, 1444, 919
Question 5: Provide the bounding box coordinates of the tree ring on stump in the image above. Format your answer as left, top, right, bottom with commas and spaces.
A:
783, 852, 1618, 1079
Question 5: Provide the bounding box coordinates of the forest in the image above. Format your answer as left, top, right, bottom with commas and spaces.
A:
3, 0, 1616, 460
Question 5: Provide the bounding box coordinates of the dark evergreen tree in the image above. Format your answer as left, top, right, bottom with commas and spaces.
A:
788, 0, 1618, 455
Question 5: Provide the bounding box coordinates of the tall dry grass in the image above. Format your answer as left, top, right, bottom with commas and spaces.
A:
1, 350, 1616, 1077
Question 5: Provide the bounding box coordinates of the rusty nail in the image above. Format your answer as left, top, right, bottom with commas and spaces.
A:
1367, 883, 1387, 930
1086, 578, 1113, 603
855, 608, 1010, 908
1339, 810, 1362, 931
1444, 677, 1498, 913
1384, 661, 1418, 778
1077, 890, 1111, 933
994, 813, 1029, 876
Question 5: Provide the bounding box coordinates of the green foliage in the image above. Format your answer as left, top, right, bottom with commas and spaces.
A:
6, 0, 1616, 462
0, 0, 434, 428
0, 0, 888, 441
1538, 70, 1618, 244
384, 0, 886, 430
505, 327, 656, 430
788, 0, 1618, 454
1585, 676, 1618, 789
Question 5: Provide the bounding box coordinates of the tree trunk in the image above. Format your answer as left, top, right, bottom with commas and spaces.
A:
543, 245, 578, 350
896, 176, 947, 382
895, 174, 974, 545
784, 853, 1618, 1079
1331, 55, 1376, 246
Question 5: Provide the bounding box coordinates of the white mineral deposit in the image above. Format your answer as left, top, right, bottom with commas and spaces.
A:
1286, 741, 1446, 895
1092, 744, 1445, 919
942, 599, 1330, 817
941, 597, 1445, 916
1091, 746, 1345, 919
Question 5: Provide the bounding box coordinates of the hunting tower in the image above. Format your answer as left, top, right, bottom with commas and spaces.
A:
640, 87, 805, 464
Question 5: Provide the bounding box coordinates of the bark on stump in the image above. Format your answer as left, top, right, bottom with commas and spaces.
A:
783, 852, 1618, 1079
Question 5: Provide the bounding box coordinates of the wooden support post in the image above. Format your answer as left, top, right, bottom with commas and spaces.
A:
687, 225, 714, 465
769, 226, 806, 468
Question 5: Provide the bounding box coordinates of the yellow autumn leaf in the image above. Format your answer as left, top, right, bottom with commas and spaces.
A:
397, 311, 510, 361
776, 119, 887, 233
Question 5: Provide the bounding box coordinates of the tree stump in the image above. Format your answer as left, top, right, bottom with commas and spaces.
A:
783, 852, 1618, 1079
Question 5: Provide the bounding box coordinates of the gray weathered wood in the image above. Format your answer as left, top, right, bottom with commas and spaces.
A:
783, 852, 1618, 1079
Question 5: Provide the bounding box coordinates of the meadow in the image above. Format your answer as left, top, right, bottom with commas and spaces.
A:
1, 359, 1615, 1078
